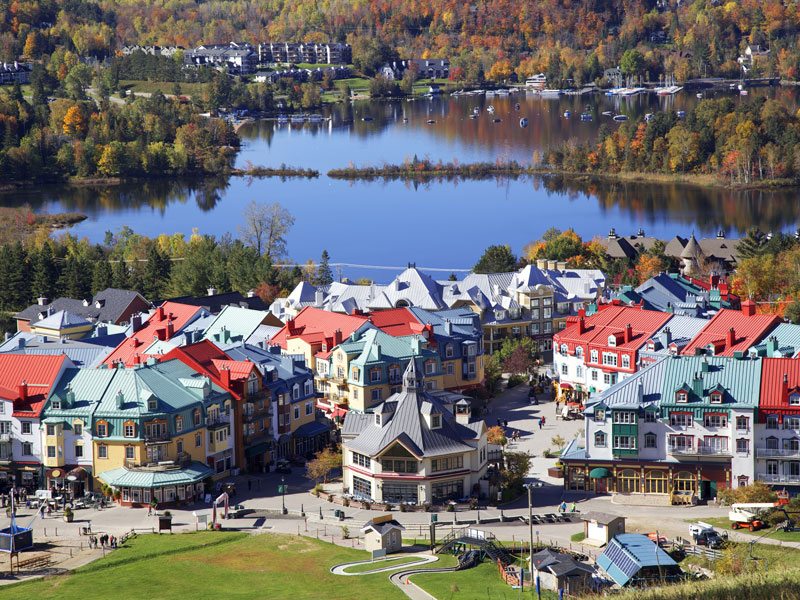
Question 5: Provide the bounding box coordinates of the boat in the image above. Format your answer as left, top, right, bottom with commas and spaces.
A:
403, 117, 409, 122
290, 114, 306, 122
563, 110, 570, 118
580, 112, 592, 121
601, 110, 612, 117
740, 90, 749, 96
676, 110, 686, 118
655, 85, 683, 96
473, 106, 480, 114
487, 105, 495, 114
485, 90, 496, 97
612, 114, 627, 122
468, 114, 478, 119
696, 92, 703, 99
645, 113, 654, 122
362, 116, 373, 121
276, 114, 288, 123
308, 114, 323, 122
520, 117, 528, 128
426, 119, 435, 124
492, 118, 501, 123
540, 89, 562, 97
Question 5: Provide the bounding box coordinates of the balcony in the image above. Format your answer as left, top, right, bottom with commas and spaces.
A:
144, 431, 171, 444
388, 375, 402, 385
758, 473, 800, 484
0, 433, 11, 443
124, 453, 191, 471
756, 447, 800, 459
669, 445, 731, 457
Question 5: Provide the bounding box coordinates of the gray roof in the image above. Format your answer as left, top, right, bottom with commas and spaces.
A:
530, 549, 594, 577
641, 315, 707, 355
15, 288, 147, 326
343, 359, 481, 458
0, 332, 117, 367
588, 357, 669, 412
361, 518, 405, 535
582, 511, 624, 525
33, 310, 92, 330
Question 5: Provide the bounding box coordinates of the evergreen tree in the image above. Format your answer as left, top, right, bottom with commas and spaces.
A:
0, 246, 11, 310
112, 259, 130, 289
473, 245, 517, 274
448, 273, 457, 281
314, 250, 334, 285
8, 242, 30, 309
31, 243, 58, 300
737, 227, 767, 259
92, 258, 113, 294
142, 244, 171, 300
61, 256, 91, 300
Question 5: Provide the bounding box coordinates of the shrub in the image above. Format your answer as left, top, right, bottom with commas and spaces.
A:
446, 504, 455, 512
343, 498, 350, 507
399, 504, 406, 512
363, 501, 371, 510
163, 510, 172, 517
423, 503, 432, 512
385, 503, 393, 511
507, 375, 525, 388
327, 494, 334, 502
718, 482, 777, 506
313, 484, 322, 497
542, 448, 553, 458
469, 498, 478, 510
342, 525, 349, 539
64, 506, 74, 518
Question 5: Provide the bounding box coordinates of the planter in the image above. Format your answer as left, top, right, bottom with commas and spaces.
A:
548, 467, 564, 478
63, 514, 74, 523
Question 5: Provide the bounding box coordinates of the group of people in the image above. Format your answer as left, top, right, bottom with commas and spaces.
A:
88, 534, 117, 549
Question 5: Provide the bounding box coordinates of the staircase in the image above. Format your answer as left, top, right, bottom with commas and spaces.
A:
436, 527, 514, 566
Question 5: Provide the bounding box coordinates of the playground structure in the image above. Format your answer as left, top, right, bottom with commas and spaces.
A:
0, 493, 46, 574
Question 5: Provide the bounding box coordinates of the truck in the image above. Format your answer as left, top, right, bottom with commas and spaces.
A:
729, 503, 775, 531
689, 522, 726, 548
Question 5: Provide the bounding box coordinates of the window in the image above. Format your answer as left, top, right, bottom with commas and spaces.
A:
352, 452, 371, 468
790, 394, 800, 407
445, 344, 454, 358
543, 308, 552, 319
175, 417, 183, 433
431, 414, 441, 428
594, 432, 607, 447
73, 423, 82, 436
644, 410, 657, 423
704, 414, 727, 428
703, 436, 728, 453
381, 458, 418, 473
195, 433, 201, 447
785, 417, 800, 431
97, 423, 107, 437
670, 413, 692, 427
293, 406, 300, 420
644, 433, 657, 448
371, 389, 382, 403
21, 422, 32, 435
560, 344, 568, 355
22, 442, 32, 455
305, 401, 313, 416
613, 436, 636, 450
446, 362, 454, 375
125, 446, 135, 460
98, 445, 108, 459
595, 409, 605, 421
431, 455, 463, 472
194, 412, 201, 427
47, 445, 56, 458
432, 480, 464, 500
612, 411, 636, 424
176, 440, 183, 454
736, 416, 749, 431
576, 366, 584, 378
590, 350, 598, 363
425, 361, 435, 375
766, 415, 779, 430
645, 470, 667, 494
304, 380, 313, 396
575, 347, 584, 358
603, 373, 617, 385
674, 471, 695, 492
591, 370, 598, 381
74, 444, 83, 458
124, 424, 135, 437
46, 424, 55, 436
370, 369, 381, 383
669, 435, 693, 452
561, 364, 568, 375
676, 392, 688, 403
602, 353, 617, 367
531, 323, 540, 335
352, 476, 372, 499
51, 400, 61, 410
616, 469, 640, 492
621, 355, 630, 369
710, 392, 723, 404
293, 384, 300, 400
148, 398, 158, 411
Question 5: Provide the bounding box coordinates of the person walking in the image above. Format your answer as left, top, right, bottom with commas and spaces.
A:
570, 502, 577, 513
538, 418, 543, 430
559, 501, 567, 513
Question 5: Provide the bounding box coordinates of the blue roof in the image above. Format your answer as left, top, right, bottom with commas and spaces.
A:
598, 534, 677, 586
293, 420, 331, 438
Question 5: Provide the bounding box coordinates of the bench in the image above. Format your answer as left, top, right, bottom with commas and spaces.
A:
16, 554, 51, 572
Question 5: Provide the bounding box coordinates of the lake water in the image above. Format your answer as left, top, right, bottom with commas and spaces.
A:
6, 87, 800, 280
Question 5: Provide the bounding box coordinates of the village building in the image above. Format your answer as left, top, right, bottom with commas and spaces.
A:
598, 534, 682, 586
15, 289, 149, 333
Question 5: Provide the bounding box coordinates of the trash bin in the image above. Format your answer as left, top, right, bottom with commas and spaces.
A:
338, 511, 345, 521
333, 509, 340, 518
431, 514, 438, 523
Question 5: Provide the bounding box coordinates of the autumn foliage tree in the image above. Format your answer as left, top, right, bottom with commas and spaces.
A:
305, 444, 343, 484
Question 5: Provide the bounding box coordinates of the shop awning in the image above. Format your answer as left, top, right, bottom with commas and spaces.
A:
293, 420, 331, 438
46, 468, 65, 479
331, 408, 347, 419
589, 468, 611, 479
245, 442, 271, 458
98, 461, 213, 489
559, 383, 573, 389
67, 467, 89, 481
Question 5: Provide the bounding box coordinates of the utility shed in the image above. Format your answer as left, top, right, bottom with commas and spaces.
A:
529, 549, 595, 594
360, 514, 405, 554
597, 534, 682, 587
582, 511, 626, 546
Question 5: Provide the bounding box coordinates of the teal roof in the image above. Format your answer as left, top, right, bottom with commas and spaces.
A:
203, 305, 269, 344
343, 329, 435, 366
749, 323, 800, 358
98, 461, 213, 488
660, 355, 762, 409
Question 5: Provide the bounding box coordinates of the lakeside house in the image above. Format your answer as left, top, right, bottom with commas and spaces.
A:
258, 42, 351, 65
341, 359, 487, 505
0, 62, 32, 84
120, 46, 183, 58
184, 42, 258, 75
379, 59, 450, 81
613, 272, 736, 318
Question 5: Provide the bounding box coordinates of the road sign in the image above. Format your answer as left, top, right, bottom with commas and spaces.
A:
278, 485, 285, 493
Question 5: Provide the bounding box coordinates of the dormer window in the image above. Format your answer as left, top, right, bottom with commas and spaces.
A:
495, 310, 505, 321
676, 392, 688, 403
575, 346, 583, 358
647, 341, 655, 352
590, 350, 598, 363
710, 392, 722, 404
431, 414, 441, 429
790, 394, 800, 407
608, 335, 617, 347
370, 368, 381, 382
321, 343, 327, 352
560, 344, 568, 355
375, 413, 381, 426
52, 400, 61, 410
148, 398, 157, 411
445, 344, 454, 358
669, 345, 678, 356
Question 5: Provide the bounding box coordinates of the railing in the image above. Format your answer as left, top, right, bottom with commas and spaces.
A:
757, 473, 800, 484
0, 433, 11, 443
206, 414, 231, 426
144, 431, 170, 443
756, 447, 800, 458
669, 445, 731, 456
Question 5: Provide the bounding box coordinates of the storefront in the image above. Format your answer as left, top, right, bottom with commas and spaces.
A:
292, 421, 331, 456
98, 461, 213, 507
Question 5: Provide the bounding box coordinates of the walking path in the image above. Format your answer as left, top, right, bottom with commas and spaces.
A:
330, 553, 438, 575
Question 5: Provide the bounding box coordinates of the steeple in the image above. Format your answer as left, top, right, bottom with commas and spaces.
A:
402, 358, 422, 391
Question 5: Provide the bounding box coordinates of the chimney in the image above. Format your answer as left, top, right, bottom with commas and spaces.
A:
692, 372, 704, 398
315, 289, 324, 307
222, 326, 230, 344
726, 327, 735, 349
578, 308, 586, 318
37, 297, 48, 306
374, 342, 381, 359
557, 261, 567, 271
18, 380, 27, 401
547, 260, 557, 270
287, 318, 296, 334
742, 298, 756, 317
536, 259, 547, 269
156, 306, 165, 321
247, 289, 256, 298
116, 390, 125, 409
455, 399, 472, 426
17, 337, 26, 349
444, 319, 453, 335
577, 317, 586, 335
132, 337, 140, 347
624, 323, 632, 344
207, 287, 217, 296
83, 298, 90, 307
131, 313, 142, 332
133, 353, 141, 365
659, 326, 672, 349
220, 366, 231, 389
701, 356, 710, 373
166, 320, 175, 338
783, 373, 789, 402
333, 329, 343, 345
767, 336, 779, 358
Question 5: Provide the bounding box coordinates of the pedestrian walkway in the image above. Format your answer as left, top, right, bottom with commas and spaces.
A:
330, 554, 438, 575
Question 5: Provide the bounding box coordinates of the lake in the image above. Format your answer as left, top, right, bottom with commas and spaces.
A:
6, 87, 800, 281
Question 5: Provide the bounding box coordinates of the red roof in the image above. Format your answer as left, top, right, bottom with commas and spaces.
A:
0, 354, 69, 418
366, 308, 429, 337
681, 308, 781, 357
553, 304, 672, 352
270, 306, 369, 348
159, 340, 259, 400
760, 358, 800, 412
102, 301, 203, 367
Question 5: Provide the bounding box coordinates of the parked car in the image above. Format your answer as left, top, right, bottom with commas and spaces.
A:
227, 504, 248, 519
275, 460, 292, 474
693, 529, 726, 548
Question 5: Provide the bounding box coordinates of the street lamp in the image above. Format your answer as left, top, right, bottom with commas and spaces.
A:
281, 476, 287, 514
524, 482, 543, 587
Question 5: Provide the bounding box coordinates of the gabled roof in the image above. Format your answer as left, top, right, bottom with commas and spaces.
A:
158, 340, 243, 398
270, 306, 371, 348
587, 357, 668, 412
760, 358, 800, 411
101, 302, 207, 367
749, 323, 800, 358
166, 291, 269, 313
16, 289, 148, 326
681, 308, 781, 357
598, 534, 677, 587
32, 310, 92, 331
660, 356, 762, 408
202, 305, 272, 344
0, 354, 70, 417
554, 304, 673, 352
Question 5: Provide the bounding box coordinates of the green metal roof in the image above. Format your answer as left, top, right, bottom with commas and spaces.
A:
659, 355, 762, 409
98, 461, 213, 488
343, 329, 436, 367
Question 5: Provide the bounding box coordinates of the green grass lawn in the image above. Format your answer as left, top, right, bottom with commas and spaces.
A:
413, 560, 559, 600
700, 517, 800, 543
119, 80, 208, 98
342, 554, 440, 574
2, 531, 426, 600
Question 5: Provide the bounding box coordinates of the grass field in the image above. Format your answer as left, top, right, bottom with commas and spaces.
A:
413, 560, 559, 600
2, 532, 416, 600
119, 80, 207, 98
699, 517, 800, 542
342, 554, 438, 574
